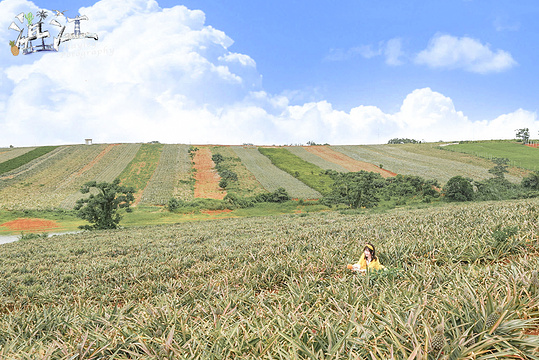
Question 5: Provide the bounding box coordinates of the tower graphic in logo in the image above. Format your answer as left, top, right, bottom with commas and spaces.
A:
8, 10, 98, 56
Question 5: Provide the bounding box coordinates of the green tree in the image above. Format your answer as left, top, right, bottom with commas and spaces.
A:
443, 176, 474, 202
488, 157, 509, 179
326, 171, 385, 208
74, 179, 135, 230
211, 153, 224, 165
515, 128, 530, 144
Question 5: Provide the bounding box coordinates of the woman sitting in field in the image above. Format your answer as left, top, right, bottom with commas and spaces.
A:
347, 243, 385, 272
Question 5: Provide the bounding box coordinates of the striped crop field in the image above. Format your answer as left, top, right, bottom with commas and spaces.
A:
139, 144, 192, 205
286, 146, 349, 173
444, 141, 539, 171
0, 145, 112, 210
303, 146, 396, 177
0, 147, 36, 164
0, 146, 58, 178
118, 144, 164, 205
232, 146, 321, 199
0, 198, 537, 357
59, 144, 141, 209
258, 147, 334, 195
331, 144, 522, 184
210, 146, 267, 198
193, 147, 226, 200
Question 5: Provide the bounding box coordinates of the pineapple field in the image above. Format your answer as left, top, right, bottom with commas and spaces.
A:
0, 198, 538, 358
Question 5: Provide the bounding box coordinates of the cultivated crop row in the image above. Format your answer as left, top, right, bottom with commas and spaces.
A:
210, 146, 267, 198
258, 147, 334, 195
0, 199, 537, 357
303, 145, 396, 177
331, 144, 521, 184
59, 144, 141, 209
140, 144, 191, 205
232, 146, 321, 199
286, 146, 349, 173
0, 147, 36, 164
0, 145, 114, 210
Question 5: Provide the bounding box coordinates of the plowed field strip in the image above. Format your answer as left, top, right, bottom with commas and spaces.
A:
231, 146, 321, 199
286, 146, 348, 173
303, 146, 396, 177
193, 147, 225, 200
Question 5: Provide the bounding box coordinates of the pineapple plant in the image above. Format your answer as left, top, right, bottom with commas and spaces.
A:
485, 309, 501, 330
430, 323, 445, 352
9, 40, 19, 56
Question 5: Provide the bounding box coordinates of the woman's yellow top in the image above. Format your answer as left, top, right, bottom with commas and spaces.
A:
349, 253, 385, 271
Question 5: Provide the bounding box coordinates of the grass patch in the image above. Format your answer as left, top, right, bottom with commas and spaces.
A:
258, 147, 334, 195
0, 146, 58, 175
444, 140, 539, 171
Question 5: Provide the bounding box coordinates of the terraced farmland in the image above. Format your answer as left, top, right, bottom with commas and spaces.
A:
331, 144, 522, 184
232, 146, 321, 199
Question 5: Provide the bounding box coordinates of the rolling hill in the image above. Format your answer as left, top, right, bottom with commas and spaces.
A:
0, 141, 535, 211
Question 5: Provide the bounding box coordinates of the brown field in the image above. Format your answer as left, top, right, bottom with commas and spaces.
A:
193, 147, 226, 199
305, 146, 396, 178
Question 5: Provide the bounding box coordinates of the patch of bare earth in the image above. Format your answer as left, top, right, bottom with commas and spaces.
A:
1, 218, 59, 232
193, 147, 226, 200
304, 146, 396, 178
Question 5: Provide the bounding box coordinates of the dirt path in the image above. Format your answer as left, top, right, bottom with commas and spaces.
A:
304, 146, 396, 178
193, 147, 226, 199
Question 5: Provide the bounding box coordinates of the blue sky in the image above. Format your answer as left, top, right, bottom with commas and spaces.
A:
1, 0, 538, 146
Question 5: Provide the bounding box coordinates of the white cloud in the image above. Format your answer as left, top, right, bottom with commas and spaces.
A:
324, 38, 404, 65
415, 34, 517, 73
0, 0, 536, 148
384, 38, 404, 66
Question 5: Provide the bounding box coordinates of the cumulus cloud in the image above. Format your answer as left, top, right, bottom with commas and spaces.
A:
0, 0, 536, 147
415, 34, 517, 73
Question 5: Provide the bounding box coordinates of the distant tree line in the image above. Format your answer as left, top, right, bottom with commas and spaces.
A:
387, 138, 420, 144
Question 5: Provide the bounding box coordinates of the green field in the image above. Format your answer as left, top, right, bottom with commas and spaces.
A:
444, 141, 539, 171
258, 147, 334, 195
1, 199, 538, 358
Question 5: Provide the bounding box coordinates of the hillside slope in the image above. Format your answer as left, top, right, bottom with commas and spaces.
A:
0, 141, 531, 210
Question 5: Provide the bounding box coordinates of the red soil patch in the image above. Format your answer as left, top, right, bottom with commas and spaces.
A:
193, 147, 226, 200
304, 146, 396, 178
0, 218, 59, 232
525, 143, 539, 148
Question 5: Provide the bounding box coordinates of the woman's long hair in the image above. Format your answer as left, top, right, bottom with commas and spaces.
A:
363, 243, 376, 260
